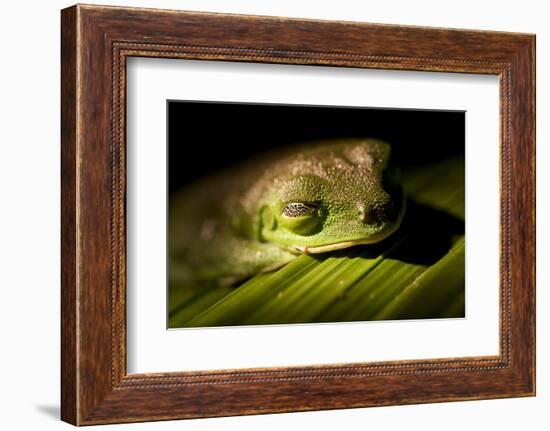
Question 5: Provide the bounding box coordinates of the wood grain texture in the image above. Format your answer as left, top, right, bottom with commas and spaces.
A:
60, 4, 535, 425
60, 6, 78, 425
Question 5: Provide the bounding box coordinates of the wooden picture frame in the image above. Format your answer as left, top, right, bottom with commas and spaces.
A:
61, 4, 535, 425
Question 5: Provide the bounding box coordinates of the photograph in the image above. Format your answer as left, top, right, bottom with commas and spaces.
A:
52, 2, 535, 426
167, 101, 466, 328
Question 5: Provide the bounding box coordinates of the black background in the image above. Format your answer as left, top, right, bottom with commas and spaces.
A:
168, 101, 464, 194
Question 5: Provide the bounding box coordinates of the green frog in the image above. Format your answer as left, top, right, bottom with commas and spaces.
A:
169, 138, 405, 286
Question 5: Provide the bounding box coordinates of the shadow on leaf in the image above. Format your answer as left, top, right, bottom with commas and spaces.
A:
339, 199, 464, 266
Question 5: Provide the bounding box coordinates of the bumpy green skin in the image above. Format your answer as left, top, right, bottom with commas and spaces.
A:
169, 138, 405, 286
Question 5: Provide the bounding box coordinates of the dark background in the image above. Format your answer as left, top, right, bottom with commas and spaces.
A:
168, 101, 465, 194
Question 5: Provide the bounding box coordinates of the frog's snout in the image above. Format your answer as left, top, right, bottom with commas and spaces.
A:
357, 201, 392, 226
357, 203, 372, 224
357, 199, 403, 227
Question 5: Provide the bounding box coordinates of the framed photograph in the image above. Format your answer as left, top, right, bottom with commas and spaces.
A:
61, 4, 535, 425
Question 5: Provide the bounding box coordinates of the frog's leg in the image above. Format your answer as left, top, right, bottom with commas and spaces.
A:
169, 235, 297, 287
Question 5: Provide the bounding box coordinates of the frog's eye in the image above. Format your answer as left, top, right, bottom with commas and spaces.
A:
281, 202, 318, 218
279, 202, 322, 236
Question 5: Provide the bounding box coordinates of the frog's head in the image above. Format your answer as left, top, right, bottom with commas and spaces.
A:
257, 139, 405, 253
